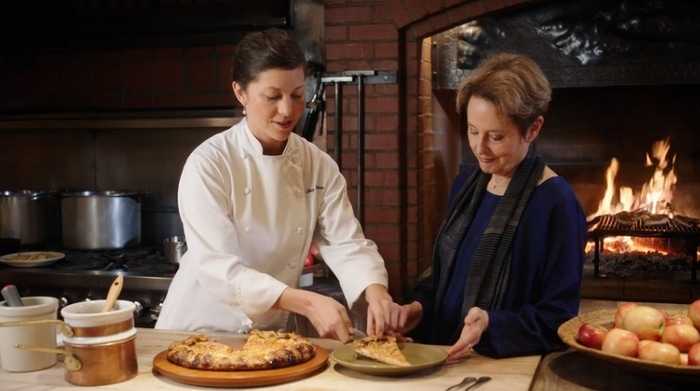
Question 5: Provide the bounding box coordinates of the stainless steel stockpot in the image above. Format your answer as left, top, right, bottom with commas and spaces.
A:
61, 191, 141, 250
0, 190, 59, 245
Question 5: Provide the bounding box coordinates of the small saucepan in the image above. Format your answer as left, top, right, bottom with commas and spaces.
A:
163, 236, 187, 264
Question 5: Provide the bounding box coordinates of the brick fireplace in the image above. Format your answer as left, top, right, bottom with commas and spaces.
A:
426, 0, 700, 271
326, 0, 700, 300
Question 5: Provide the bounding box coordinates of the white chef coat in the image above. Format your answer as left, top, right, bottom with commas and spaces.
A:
155, 118, 388, 333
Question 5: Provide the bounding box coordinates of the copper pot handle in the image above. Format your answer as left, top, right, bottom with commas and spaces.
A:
0, 319, 74, 337
14, 344, 82, 371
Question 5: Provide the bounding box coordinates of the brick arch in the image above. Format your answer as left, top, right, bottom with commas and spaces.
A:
397, 0, 539, 287
386, 0, 534, 30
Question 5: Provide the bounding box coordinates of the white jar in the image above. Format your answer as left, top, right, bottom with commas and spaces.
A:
0, 296, 58, 372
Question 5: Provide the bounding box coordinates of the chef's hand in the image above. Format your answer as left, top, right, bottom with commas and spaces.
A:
446, 307, 489, 363
395, 300, 423, 335
276, 288, 352, 342
364, 284, 402, 337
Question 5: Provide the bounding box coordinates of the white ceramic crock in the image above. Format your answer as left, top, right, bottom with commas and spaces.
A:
0, 296, 58, 372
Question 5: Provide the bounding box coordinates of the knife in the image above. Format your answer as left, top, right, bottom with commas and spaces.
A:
345, 327, 367, 343
350, 327, 367, 337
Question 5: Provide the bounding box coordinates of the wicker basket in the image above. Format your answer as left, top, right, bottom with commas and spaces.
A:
558, 309, 700, 375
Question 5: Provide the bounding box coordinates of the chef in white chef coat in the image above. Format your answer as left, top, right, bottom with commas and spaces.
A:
156, 28, 399, 342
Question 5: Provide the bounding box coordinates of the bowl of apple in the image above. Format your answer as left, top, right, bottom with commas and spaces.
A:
557, 299, 700, 375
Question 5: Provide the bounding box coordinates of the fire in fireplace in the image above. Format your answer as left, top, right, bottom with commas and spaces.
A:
585, 138, 700, 280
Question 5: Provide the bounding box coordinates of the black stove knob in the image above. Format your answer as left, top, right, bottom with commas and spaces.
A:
149, 303, 163, 321
133, 301, 143, 316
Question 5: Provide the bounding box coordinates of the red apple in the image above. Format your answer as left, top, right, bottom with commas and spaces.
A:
576, 323, 608, 349
662, 324, 700, 352
665, 313, 694, 327
638, 339, 653, 354
638, 341, 681, 364
614, 302, 638, 328
689, 299, 700, 329
622, 305, 665, 340
688, 343, 700, 366
681, 353, 688, 365
602, 328, 639, 357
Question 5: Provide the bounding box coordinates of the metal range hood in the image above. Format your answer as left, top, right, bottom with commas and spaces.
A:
1, 0, 297, 49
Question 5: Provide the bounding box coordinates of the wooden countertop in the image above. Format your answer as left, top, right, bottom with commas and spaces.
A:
1, 328, 540, 390
8, 299, 698, 390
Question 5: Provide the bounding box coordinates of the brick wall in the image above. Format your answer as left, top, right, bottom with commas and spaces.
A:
323, 0, 405, 298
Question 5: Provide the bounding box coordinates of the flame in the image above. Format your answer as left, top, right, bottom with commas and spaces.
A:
589, 138, 677, 219
585, 237, 670, 255
638, 138, 677, 214
587, 138, 679, 254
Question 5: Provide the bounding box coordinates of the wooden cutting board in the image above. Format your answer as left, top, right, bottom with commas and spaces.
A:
152, 346, 329, 387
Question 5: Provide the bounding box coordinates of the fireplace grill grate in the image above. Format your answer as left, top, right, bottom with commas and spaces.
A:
587, 213, 700, 281
588, 214, 700, 237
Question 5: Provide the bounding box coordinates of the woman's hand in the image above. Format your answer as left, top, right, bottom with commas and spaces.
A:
364, 284, 402, 336
446, 307, 489, 363
275, 288, 352, 342
396, 301, 423, 335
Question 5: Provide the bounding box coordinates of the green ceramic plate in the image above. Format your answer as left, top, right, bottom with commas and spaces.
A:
331, 343, 447, 376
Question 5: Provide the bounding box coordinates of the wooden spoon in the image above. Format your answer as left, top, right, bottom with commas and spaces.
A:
101, 274, 124, 313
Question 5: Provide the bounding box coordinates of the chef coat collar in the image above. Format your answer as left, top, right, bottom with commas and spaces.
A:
240, 118, 297, 158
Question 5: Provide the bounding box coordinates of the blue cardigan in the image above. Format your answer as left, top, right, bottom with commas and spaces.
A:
412, 170, 587, 358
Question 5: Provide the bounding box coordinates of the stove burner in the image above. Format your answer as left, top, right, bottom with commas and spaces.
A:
53, 247, 178, 276
0, 246, 177, 328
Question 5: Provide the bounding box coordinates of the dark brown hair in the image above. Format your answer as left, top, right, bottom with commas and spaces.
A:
232, 28, 306, 89
456, 53, 551, 135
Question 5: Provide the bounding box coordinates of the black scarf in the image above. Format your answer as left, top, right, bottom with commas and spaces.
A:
432, 151, 544, 335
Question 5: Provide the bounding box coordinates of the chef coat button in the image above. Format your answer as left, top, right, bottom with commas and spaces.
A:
296, 227, 304, 235
244, 226, 251, 232
244, 187, 251, 195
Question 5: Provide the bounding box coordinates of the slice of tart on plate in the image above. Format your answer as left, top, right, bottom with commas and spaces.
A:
351, 336, 410, 367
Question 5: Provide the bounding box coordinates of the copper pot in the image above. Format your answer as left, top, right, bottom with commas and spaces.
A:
7, 300, 138, 386
64, 334, 137, 386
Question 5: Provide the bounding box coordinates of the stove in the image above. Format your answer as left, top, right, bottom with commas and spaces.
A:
54, 247, 178, 275
0, 247, 177, 327
0, 247, 348, 330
